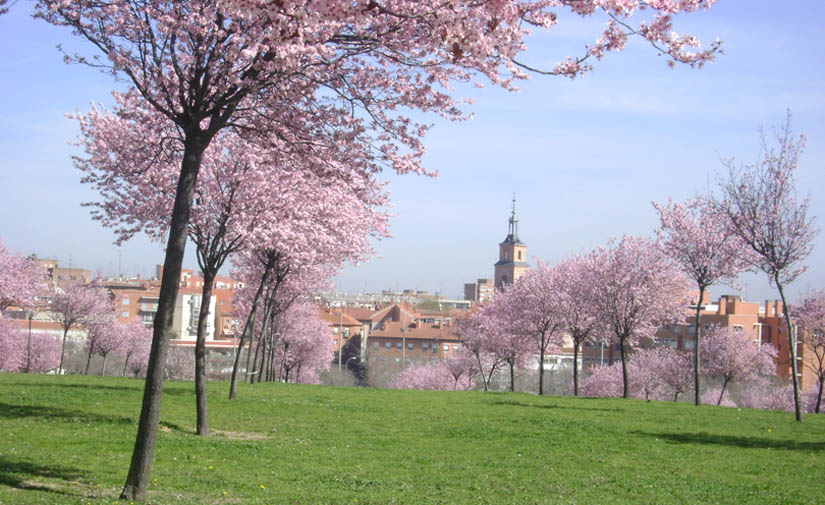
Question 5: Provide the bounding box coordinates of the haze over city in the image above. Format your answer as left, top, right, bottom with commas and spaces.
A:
1, 0, 823, 302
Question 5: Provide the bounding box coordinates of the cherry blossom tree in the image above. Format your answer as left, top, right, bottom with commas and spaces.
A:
85, 316, 131, 376
794, 290, 825, 413
654, 196, 748, 406
34, 0, 721, 498
0, 315, 25, 372
715, 114, 818, 421
443, 352, 479, 391
739, 380, 795, 412
390, 360, 474, 391
24, 332, 62, 374
164, 346, 196, 381
627, 348, 670, 401
51, 282, 114, 374
270, 301, 333, 384
701, 386, 736, 407
473, 292, 532, 392
556, 252, 601, 396
0, 238, 46, 312
580, 348, 691, 401
456, 307, 506, 392
504, 261, 565, 395
591, 236, 688, 398
119, 320, 153, 378
700, 325, 776, 406
581, 362, 624, 398
656, 347, 694, 402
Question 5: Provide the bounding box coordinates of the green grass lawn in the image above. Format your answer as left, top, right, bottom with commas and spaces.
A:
0, 374, 823, 505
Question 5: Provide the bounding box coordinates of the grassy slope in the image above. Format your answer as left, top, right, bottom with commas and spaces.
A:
0, 374, 823, 505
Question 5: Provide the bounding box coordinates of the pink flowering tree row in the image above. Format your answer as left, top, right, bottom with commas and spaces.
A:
582, 325, 783, 409
390, 355, 476, 392
581, 347, 692, 402
460, 235, 686, 397
50, 281, 114, 374
0, 316, 61, 373
270, 301, 334, 385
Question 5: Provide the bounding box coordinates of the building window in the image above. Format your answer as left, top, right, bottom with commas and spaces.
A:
385, 342, 391, 349
422, 342, 429, 350
122, 297, 129, 305
453, 344, 460, 352
407, 342, 414, 350
518, 251, 522, 260
684, 339, 696, 350
686, 325, 697, 336
121, 311, 129, 318
396, 342, 402, 350
443, 344, 449, 352
732, 325, 744, 333
374, 341, 379, 348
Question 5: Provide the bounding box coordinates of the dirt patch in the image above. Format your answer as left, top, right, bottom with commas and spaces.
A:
212, 430, 269, 440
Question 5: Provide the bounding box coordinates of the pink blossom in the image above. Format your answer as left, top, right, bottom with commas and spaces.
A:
0, 315, 25, 372
701, 386, 736, 407
390, 360, 473, 391
0, 237, 46, 312
581, 363, 624, 398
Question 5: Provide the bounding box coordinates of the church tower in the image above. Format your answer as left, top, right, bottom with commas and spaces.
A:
494, 196, 528, 289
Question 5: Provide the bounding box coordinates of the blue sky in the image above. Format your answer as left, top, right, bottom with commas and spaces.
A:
1, 1, 823, 302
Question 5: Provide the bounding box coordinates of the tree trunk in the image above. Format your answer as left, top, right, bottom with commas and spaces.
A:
573, 338, 580, 397
59, 327, 70, 375
251, 325, 265, 383
776, 279, 803, 422
85, 342, 94, 375
255, 302, 274, 383
101, 353, 108, 376
194, 269, 216, 436
475, 353, 488, 392
620, 338, 629, 398
120, 133, 206, 502
816, 376, 823, 414
509, 362, 515, 392
122, 353, 131, 378
694, 285, 705, 406
229, 263, 273, 399
538, 339, 545, 396
717, 378, 729, 406
486, 364, 497, 392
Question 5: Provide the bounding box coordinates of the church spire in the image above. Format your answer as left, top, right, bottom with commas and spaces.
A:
505, 193, 520, 244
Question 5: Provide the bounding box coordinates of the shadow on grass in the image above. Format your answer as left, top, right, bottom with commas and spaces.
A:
489, 398, 623, 413
633, 430, 825, 453
0, 455, 84, 496
0, 401, 136, 425
0, 401, 190, 434
4, 381, 191, 395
